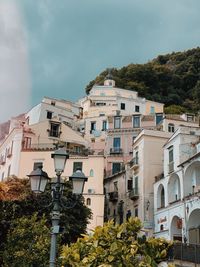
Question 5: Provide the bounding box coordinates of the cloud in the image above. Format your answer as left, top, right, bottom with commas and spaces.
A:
0, 0, 31, 122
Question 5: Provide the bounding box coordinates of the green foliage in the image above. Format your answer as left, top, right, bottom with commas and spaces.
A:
85, 47, 200, 113
0, 177, 92, 266
164, 105, 186, 114
61, 217, 173, 267
3, 213, 50, 267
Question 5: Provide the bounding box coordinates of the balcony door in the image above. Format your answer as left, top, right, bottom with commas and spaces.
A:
113, 137, 121, 153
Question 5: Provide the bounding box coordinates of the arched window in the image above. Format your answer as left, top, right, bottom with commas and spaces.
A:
160, 224, 164, 231
86, 198, 91, 206
90, 169, 94, 177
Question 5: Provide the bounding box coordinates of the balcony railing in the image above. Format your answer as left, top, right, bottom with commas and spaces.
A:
129, 188, 139, 200
108, 191, 118, 202
130, 157, 139, 169
22, 143, 104, 156
168, 161, 174, 173
105, 165, 125, 178
110, 148, 123, 154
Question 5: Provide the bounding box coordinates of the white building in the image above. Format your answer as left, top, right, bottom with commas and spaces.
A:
154, 126, 200, 243
26, 97, 82, 128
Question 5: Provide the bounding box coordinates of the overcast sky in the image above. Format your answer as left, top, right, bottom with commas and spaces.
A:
1, 0, 200, 121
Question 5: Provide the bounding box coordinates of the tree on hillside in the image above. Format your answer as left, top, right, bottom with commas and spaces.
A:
85, 47, 200, 113
61, 217, 174, 267
0, 177, 92, 266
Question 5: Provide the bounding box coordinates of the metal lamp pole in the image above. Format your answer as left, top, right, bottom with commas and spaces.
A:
49, 171, 62, 267
28, 147, 88, 267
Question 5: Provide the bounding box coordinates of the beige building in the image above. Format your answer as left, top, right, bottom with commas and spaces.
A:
104, 129, 170, 236
0, 114, 104, 232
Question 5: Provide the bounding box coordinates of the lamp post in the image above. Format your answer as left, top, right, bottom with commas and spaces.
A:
28, 148, 88, 267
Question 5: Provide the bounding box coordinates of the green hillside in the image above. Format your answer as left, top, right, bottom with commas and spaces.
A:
86, 47, 200, 113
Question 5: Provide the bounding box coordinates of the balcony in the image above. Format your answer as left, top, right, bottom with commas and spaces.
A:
108, 191, 118, 202
168, 161, 174, 173
129, 188, 139, 200
130, 157, 139, 170
110, 148, 123, 155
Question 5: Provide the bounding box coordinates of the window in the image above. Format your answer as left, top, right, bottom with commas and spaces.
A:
113, 137, 121, 152
49, 123, 60, 137
102, 120, 107, 131
7, 165, 11, 177
134, 176, 138, 191
23, 137, 31, 149
133, 115, 140, 128
47, 111, 53, 119
168, 146, 174, 163
96, 102, 106, 106
51, 101, 55, 106
73, 162, 83, 172
121, 103, 125, 110
156, 113, 163, 125
168, 146, 174, 173
150, 106, 155, 114
86, 198, 91, 206
2, 172, 4, 181
135, 105, 140, 112
127, 179, 133, 190
135, 207, 138, 217
112, 163, 121, 174
33, 162, 43, 170
90, 121, 96, 133
114, 116, 121, 129
168, 123, 175, 133
90, 169, 94, 177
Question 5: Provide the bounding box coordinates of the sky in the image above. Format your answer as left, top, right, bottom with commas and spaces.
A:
1, 0, 200, 122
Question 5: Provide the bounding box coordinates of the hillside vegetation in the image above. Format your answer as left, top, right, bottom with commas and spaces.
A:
86, 47, 200, 113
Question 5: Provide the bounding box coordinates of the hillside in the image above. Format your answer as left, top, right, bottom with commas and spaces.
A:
85, 47, 200, 113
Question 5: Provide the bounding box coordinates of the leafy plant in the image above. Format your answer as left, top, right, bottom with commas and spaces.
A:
61, 217, 173, 267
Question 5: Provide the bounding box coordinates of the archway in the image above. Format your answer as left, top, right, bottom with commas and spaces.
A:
187, 209, 200, 244
157, 184, 165, 209
170, 215, 182, 241
168, 173, 181, 203
184, 161, 200, 197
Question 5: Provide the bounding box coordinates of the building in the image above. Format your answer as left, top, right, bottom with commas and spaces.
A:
26, 96, 82, 128
154, 126, 200, 243
0, 113, 104, 231
104, 129, 170, 236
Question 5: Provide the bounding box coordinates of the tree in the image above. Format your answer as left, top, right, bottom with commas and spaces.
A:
3, 213, 50, 267
0, 177, 92, 266
61, 217, 174, 267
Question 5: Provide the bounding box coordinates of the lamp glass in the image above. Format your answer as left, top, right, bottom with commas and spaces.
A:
69, 169, 88, 195
72, 178, 85, 195
52, 149, 68, 172
30, 175, 48, 193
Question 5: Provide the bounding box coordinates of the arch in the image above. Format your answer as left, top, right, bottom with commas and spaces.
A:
187, 209, 200, 244
157, 184, 165, 209
89, 169, 94, 177
170, 215, 182, 241
86, 198, 91, 206
168, 173, 181, 203
184, 161, 200, 197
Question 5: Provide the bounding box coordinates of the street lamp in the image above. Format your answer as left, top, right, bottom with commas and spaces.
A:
28, 147, 88, 267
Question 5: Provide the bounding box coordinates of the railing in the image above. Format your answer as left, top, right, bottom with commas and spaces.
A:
174, 242, 200, 264
130, 157, 139, 169
22, 143, 104, 156
129, 188, 139, 200
105, 165, 125, 178
108, 191, 118, 202
110, 148, 123, 154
